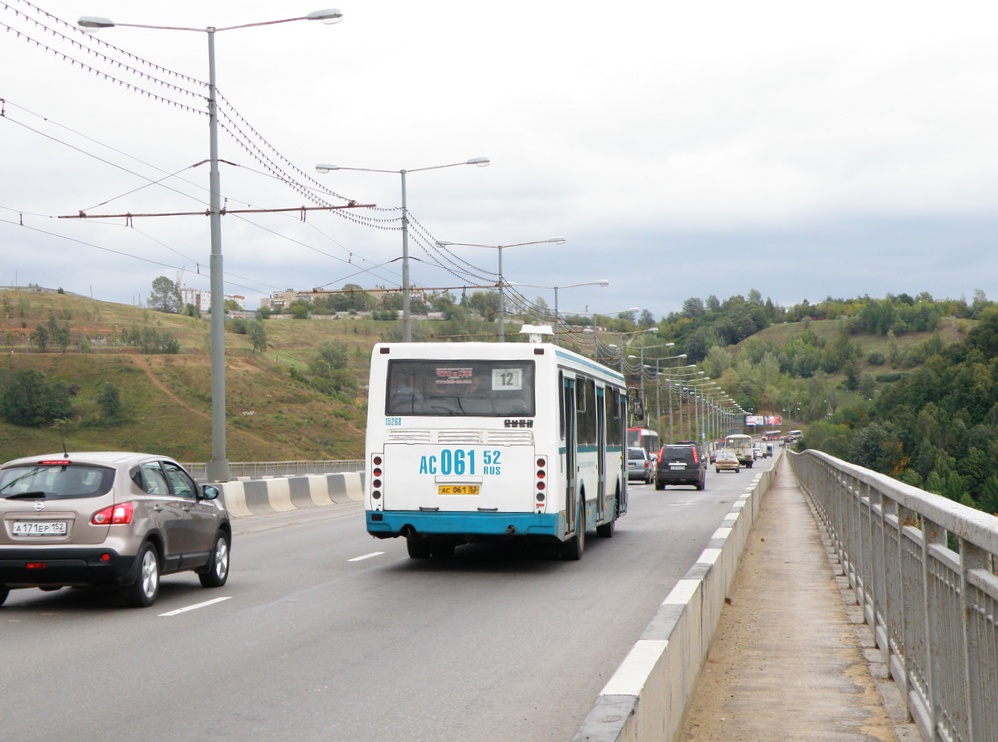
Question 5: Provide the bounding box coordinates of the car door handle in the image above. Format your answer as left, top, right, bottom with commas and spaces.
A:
152, 505, 164, 512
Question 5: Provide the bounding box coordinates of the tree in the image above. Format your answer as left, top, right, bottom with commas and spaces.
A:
288, 299, 312, 319
48, 315, 71, 353
149, 276, 182, 313
31, 323, 49, 351
0, 369, 73, 425
249, 321, 267, 353
96, 382, 122, 419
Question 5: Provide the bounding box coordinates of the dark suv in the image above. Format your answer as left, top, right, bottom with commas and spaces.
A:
655, 442, 707, 491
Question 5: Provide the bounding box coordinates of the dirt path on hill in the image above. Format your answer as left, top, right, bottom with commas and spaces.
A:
129, 355, 281, 453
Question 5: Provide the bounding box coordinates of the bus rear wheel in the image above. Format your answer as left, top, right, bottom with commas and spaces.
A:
561, 496, 586, 560
406, 535, 431, 559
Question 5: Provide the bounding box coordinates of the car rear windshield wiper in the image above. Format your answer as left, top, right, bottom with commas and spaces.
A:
2, 491, 48, 500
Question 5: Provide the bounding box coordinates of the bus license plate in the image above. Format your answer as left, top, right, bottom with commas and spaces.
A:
437, 485, 480, 496
13, 521, 68, 536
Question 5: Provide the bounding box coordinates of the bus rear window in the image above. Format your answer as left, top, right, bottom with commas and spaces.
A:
386, 360, 535, 417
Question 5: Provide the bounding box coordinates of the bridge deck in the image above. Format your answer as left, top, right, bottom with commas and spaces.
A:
679, 456, 921, 741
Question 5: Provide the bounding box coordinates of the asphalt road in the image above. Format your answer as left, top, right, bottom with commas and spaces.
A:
0, 457, 774, 742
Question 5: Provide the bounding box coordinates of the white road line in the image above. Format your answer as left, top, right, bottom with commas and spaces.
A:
348, 551, 385, 562
159, 596, 231, 617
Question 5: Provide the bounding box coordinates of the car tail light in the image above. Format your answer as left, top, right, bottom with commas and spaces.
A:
692, 447, 699, 464
91, 502, 133, 525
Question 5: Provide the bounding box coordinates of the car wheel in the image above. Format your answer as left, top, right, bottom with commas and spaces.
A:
123, 542, 160, 608
0, 587, 8, 607
199, 530, 231, 588
655, 481, 665, 491
715, 467, 720, 473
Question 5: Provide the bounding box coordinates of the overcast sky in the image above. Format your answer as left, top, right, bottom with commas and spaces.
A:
2, 1, 996, 321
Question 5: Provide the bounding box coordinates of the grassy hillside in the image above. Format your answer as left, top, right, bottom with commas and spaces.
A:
0, 290, 968, 463
746, 317, 967, 365
0, 290, 376, 462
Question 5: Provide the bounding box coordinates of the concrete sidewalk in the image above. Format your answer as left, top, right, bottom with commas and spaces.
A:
678, 456, 920, 741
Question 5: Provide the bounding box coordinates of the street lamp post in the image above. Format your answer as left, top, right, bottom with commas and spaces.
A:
642, 350, 685, 435
510, 280, 608, 345
627, 342, 675, 428
437, 237, 566, 341
317, 158, 490, 342
668, 365, 698, 442
80, 9, 344, 483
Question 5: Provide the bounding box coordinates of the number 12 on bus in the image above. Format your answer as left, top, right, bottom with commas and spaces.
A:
365, 341, 629, 560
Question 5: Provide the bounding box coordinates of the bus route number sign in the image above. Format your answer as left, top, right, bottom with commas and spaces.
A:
492, 368, 522, 391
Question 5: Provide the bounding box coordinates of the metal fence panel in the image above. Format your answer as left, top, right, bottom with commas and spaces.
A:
789, 450, 998, 742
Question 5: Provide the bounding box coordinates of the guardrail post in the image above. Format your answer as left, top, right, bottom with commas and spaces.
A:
960, 540, 988, 741
921, 516, 944, 739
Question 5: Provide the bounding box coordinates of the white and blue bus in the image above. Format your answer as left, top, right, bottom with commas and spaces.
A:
365, 340, 628, 560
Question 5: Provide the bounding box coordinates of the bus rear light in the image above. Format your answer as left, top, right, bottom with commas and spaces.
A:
536, 470, 545, 479
373, 467, 383, 477
372, 455, 383, 466
372, 491, 382, 500
536, 481, 545, 491
536, 493, 545, 502
373, 479, 382, 489
536, 458, 545, 468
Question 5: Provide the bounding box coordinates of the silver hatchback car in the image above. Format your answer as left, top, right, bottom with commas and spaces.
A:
0, 452, 231, 608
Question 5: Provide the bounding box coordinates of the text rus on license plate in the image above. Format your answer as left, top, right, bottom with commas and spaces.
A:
437, 485, 480, 496
13, 521, 68, 536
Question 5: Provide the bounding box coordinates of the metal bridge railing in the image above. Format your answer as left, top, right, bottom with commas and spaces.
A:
183, 460, 363, 483
789, 449, 998, 742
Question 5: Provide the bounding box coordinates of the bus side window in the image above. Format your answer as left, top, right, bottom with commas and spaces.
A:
559, 371, 565, 440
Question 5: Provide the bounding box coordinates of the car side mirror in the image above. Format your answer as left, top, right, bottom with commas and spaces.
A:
201, 484, 220, 501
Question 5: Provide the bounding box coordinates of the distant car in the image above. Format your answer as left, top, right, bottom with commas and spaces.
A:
627, 447, 654, 484
715, 449, 740, 473
766, 444, 774, 457
655, 443, 706, 491
0, 452, 231, 608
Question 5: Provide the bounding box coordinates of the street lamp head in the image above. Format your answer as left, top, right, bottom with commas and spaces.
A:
550, 236, 567, 245
315, 164, 339, 174
308, 9, 344, 24
595, 279, 609, 287
466, 157, 490, 167
78, 16, 114, 28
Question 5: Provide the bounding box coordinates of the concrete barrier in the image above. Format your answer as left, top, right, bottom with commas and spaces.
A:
218, 471, 365, 517
573, 459, 777, 742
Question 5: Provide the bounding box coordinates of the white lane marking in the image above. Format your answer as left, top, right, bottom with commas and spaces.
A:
159, 596, 231, 617
348, 551, 385, 562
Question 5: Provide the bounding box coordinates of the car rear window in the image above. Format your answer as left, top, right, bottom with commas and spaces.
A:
0, 463, 115, 500
661, 446, 695, 463
628, 448, 646, 460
